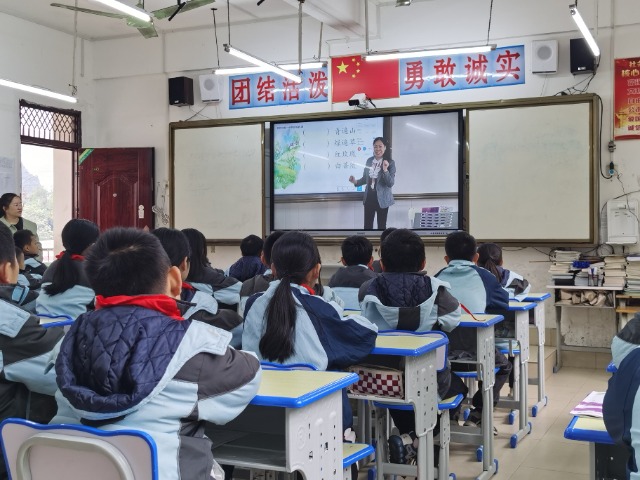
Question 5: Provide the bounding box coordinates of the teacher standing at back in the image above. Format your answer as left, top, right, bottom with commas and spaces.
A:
349, 137, 396, 230
0, 193, 37, 235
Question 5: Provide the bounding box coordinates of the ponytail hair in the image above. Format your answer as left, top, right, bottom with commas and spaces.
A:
259, 231, 320, 363
181, 228, 209, 281
477, 242, 503, 283
44, 219, 99, 295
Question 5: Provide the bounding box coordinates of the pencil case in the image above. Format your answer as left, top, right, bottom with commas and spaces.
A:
347, 364, 404, 398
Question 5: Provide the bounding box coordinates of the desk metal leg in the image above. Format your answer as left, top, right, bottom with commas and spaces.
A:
530, 303, 549, 417
477, 327, 498, 480
509, 312, 532, 447
437, 411, 451, 480
554, 305, 563, 373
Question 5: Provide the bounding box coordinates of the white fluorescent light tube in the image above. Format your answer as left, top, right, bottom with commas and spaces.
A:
365, 44, 496, 62
0, 78, 77, 103
92, 0, 151, 22
224, 45, 302, 83
215, 62, 325, 76
570, 4, 600, 57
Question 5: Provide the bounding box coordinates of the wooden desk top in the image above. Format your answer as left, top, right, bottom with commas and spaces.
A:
508, 301, 537, 311
372, 332, 448, 356
459, 313, 504, 328
522, 292, 552, 301
564, 416, 613, 445
251, 370, 358, 408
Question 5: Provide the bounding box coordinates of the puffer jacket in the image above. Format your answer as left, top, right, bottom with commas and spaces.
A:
53, 295, 261, 480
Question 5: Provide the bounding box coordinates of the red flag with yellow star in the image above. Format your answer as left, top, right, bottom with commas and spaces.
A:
331, 54, 399, 103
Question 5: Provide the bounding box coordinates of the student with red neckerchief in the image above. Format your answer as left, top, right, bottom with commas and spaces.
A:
151, 227, 243, 347
242, 231, 378, 437
52, 227, 261, 480
36, 219, 99, 319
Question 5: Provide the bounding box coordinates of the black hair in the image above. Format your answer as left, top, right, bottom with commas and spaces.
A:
0, 224, 16, 267
380, 229, 425, 273
445, 231, 477, 261
240, 234, 263, 257
373, 137, 390, 159
152, 228, 191, 268
85, 227, 170, 297
0, 193, 19, 218
263, 230, 285, 266
13, 229, 35, 250
182, 228, 210, 281
260, 231, 320, 363
477, 243, 503, 282
341, 235, 373, 266
43, 219, 100, 296
14, 246, 24, 261
378, 227, 397, 258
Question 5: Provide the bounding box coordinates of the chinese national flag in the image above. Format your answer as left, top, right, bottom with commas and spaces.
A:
331, 54, 399, 103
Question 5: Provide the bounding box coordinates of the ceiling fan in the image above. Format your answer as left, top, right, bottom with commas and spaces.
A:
51, 0, 216, 38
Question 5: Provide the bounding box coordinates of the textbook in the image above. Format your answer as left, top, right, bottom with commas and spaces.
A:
570, 391, 604, 418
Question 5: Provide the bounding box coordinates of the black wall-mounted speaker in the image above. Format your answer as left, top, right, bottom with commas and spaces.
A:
570, 38, 596, 75
168, 76, 194, 106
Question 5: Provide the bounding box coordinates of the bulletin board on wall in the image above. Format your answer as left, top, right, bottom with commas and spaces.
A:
170, 120, 264, 243
169, 94, 599, 244
466, 95, 599, 244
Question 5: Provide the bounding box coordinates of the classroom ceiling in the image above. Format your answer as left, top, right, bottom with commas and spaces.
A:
0, 0, 399, 41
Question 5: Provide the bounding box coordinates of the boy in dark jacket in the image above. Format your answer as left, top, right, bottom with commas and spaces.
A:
435, 231, 511, 429
0, 223, 64, 479
227, 234, 267, 282
359, 229, 466, 464
328, 235, 377, 309
53, 228, 261, 480
13, 229, 46, 276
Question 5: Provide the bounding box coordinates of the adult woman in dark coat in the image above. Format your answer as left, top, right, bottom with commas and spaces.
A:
348, 137, 396, 230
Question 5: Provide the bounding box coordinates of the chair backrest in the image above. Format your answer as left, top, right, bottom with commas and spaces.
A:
330, 287, 361, 311
379, 330, 449, 372
0, 419, 158, 480
260, 361, 318, 371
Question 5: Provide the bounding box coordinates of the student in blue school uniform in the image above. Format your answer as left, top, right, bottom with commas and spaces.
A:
604, 313, 640, 480
152, 227, 243, 347
36, 219, 99, 319
328, 235, 378, 309
358, 228, 467, 465
242, 231, 378, 436
53, 227, 261, 480
14, 248, 39, 312
182, 227, 242, 310
477, 242, 531, 301
0, 223, 64, 480
227, 234, 267, 282
13, 229, 47, 277
238, 230, 285, 316
435, 231, 512, 430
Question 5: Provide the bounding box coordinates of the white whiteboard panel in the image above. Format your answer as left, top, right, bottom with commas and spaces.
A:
468, 102, 592, 242
172, 124, 263, 240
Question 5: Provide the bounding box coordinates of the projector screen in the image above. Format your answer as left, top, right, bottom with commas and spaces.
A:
270, 110, 463, 236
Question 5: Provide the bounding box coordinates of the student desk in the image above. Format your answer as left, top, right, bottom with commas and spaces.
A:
564, 416, 628, 480
210, 369, 358, 479
498, 301, 534, 447
349, 332, 448, 480
450, 313, 503, 480
522, 292, 551, 417
547, 285, 624, 372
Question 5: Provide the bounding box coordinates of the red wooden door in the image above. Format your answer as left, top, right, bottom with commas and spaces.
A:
77, 148, 154, 230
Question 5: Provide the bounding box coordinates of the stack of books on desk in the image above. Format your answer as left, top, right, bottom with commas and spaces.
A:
603, 255, 627, 288
549, 250, 581, 284
625, 255, 640, 293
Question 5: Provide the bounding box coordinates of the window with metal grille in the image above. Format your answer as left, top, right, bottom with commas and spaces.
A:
20, 100, 81, 150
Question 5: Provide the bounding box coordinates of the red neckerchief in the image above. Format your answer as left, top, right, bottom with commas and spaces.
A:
181, 282, 194, 290
95, 294, 184, 321
56, 251, 84, 261
300, 284, 316, 295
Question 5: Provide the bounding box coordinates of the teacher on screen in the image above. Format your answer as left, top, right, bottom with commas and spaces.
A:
349, 137, 396, 230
